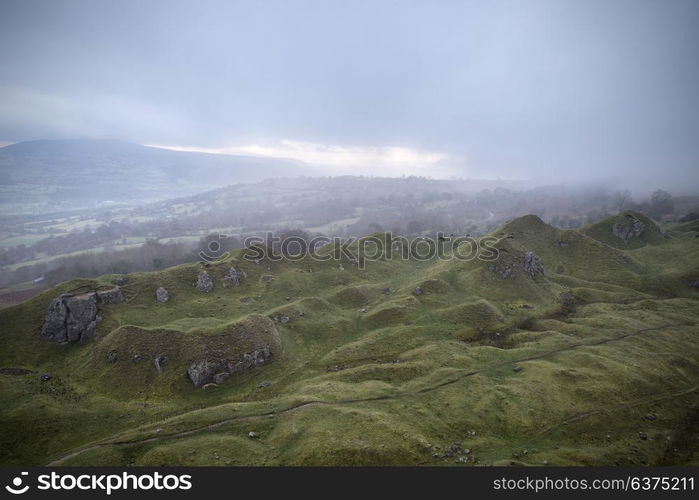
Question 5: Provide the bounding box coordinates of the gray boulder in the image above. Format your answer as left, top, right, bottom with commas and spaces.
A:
154, 355, 167, 373
41, 293, 100, 343
187, 347, 272, 388
523, 252, 545, 277
194, 271, 214, 293
155, 287, 169, 302
413, 286, 423, 296
40, 287, 124, 344
612, 214, 645, 241
223, 267, 246, 287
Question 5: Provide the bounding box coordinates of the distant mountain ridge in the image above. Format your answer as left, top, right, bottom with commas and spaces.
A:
0, 139, 308, 206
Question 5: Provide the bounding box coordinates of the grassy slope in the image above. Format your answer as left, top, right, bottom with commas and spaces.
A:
1, 215, 698, 466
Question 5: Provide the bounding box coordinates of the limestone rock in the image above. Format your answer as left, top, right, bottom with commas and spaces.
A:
41, 293, 99, 343
187, 347, 272, 388
194, 271, 214, 293
154, 355, 167, 373
612, 214, 645, 241
523, 252, 545, 277
223, 267, 246, 287
155, 287, 169, 302
96, 287, 124, 304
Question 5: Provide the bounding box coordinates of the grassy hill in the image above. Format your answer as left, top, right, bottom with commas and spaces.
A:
0, 139, 307, 206
1, 214, 698, 466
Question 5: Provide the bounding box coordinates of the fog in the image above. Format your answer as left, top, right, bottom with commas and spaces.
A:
1, 0, 698, 191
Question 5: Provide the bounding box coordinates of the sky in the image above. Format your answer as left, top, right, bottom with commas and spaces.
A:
1, 0, 698, 187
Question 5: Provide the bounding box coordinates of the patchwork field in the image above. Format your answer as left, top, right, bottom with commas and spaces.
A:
1, 211, 698, 466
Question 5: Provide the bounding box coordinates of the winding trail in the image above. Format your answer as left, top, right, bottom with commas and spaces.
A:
47, 323, 694, 465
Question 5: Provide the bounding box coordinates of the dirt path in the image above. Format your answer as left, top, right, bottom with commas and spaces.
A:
47, 323, 691, 465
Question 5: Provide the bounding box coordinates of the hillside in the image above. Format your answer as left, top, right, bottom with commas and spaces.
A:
0, 139, 307, 207
1, 214, 699, 466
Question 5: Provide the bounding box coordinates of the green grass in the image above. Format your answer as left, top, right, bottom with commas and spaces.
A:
1, 214, 698, 466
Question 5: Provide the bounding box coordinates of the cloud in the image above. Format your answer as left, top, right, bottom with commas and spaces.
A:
0, 85, 189, 142
148, 140, 462, 178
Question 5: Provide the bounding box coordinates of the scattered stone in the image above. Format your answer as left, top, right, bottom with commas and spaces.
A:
154, 355, 167, 373
132, 354, 142, 363
644, 414, 657, 422
543, 460, 549, 466
523, 251, 545, 277
202, 383, 218, 390
639, 431, 648, 440
41, 373, 52, 381
359, 307, 367, 313
512, 365, 523, 373
194, 271, 214, 293
114, 276, 127, 286
248, 431, 259, 438
239, 297, 252, 304
259, 381, 271, 388
213, 372, 230, 384
381, 287, 391, 295
553, 241, 570, 247
222, 267, 246, 287
279, 315, 290, 324
260, 275, 274, 282
413, 286, 423, 296
155, 428, 162, 434
613, 214, 645, 241
555, 265, 565, 274
690, 280, 699, 289
106, 350, 118, 363
298, 310, 305, 317
155, 287, 169, 302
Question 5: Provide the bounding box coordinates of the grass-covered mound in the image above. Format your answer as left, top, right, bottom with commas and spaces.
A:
1, 214, 699, 466
582, 210, 667, 249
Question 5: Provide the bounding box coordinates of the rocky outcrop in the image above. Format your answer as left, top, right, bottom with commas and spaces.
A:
523, 252, 545, 277
223, 267, 246, 287
95, 287, 124, 304
187, 347, 271, 388
40, 287, 123, 344
41, 294, 99, 343
612, 214, 645, 241
194, 271, 214, 293
155, 287, 169, 302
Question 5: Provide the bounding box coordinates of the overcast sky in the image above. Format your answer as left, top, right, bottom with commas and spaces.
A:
1, 0, 697, 187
